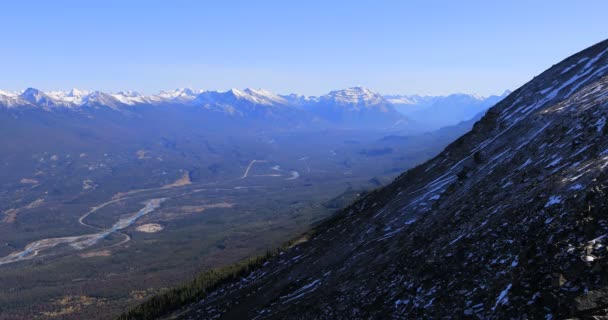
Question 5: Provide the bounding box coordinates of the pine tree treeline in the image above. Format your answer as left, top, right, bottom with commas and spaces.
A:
116, 251, 273, 320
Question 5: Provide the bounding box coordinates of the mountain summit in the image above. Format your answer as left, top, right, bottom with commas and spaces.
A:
322, 86, 389, 107
127, 39, 608, 319
310, 87, 408, 129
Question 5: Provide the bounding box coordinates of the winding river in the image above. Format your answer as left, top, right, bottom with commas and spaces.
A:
0, 198, 165, 266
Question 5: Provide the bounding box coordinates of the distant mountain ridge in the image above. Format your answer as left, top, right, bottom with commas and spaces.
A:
0, 86, 505, 132
0, 86, 388, 109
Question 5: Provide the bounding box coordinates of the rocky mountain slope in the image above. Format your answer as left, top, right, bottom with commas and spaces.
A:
138, 39, 608, 319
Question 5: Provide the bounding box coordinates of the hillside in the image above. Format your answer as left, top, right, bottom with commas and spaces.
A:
129, 39, 608, 319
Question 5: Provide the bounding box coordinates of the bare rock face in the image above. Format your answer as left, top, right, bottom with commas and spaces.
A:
574, 289, 608, 314
552, 273, 567, 288
151, 39, 608, 319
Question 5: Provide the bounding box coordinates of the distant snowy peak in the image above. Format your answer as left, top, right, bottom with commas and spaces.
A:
20, 88, 47, 103
323, 86, 388, 106
81, 91, 126, 109
193, 88, 288, 107
0, 90, 26, 108
110, 91, 150, 105
0, 90, 18, 97
20, 88, 77, 108
280, 93, 318, 106
155, 88, 202, 102
66, 88, 90, 97
384, 95, 419, 105
45, 88, 92, 105
232, 88, 287, 105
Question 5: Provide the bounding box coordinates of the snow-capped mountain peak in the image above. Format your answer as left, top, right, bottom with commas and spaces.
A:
323, 86, 388, 106
0, 90, 18, 97
66, 88, 90, 98
0, 90, 25, 108
240, 88, 287, 105
155, 88, 202, 102
20, 88, 46, 102
19, 88, 84, 109
43, 88, 91, 105
110, 91, 147, 105
199, 88, 288, 106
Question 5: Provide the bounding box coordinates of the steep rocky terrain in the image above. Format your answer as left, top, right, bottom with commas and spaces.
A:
147, 39, 608, 319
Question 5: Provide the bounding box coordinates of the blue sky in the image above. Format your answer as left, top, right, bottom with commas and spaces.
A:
0, 0, 606, 96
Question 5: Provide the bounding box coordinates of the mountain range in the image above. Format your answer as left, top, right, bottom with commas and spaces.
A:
121, 39, 608, 319
0, 86, 502, 133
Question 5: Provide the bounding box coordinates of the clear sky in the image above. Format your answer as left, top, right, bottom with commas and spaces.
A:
0, 0, 606, 96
